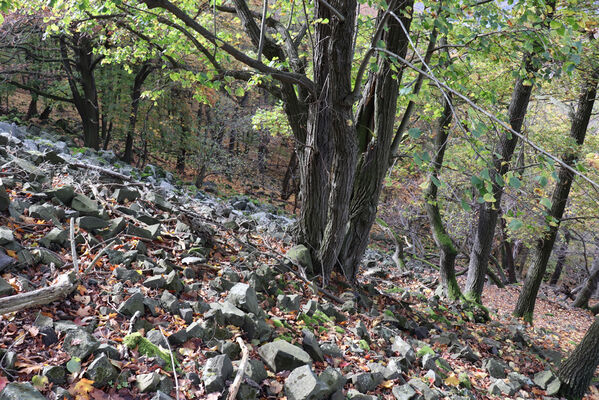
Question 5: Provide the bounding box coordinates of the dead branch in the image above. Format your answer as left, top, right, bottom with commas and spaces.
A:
227, 337, 249, 400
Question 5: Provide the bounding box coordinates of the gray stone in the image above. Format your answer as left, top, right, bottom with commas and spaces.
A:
151, 391, 174, 400
78, 216, 108, 231
284, 365, 328, 400
86, 353, 118, 387
318, 367, 346, 395
0, 250, 15, 273
147, 329, 169, 348
546, 377, 561, 396
302, 329, 324, 362
0, 228, 14, 245
384, 358, 405, 379
483, 358, 507, 379
424, 370, 442, 387
227, 282, 261, 315
144, 275, 166, 289
71, 194, 101, 217
278, 294, 301, 311
32, 247, 65, 267
128, 224, 161, 240
165, 270, 183, 293
408, 378, 441, 400
0, 179, 9, 211
392, 384, 419, 400
114, 188, 140, 203
534, 369, 557, 390
286, 245, 313, 276
146, 193, 173, 212
320, 343, 343, 358
202, 354, 233, 393
0, 277, 14, 297
421, 353, 438, 371
137, 372, 161, 393
62, 329, 99, 359
50, 185, 75, 204
160, 290, 180, 314
114, 267, 142, 283
40, 227, 68, 248
352, 372, 382, 393
0, 383, 45, 400
33, 313, 53, 328
28, 204, 58, 221
259, 340, 312, 372
245, 359, 268, 383
42, 365, 66, 384
221, 301, 247, 327
391, 336, 416, 363
488, 379, 518, 396
102, 217, 127, 239
117, 292, 145, 317
346, 389, 378, 400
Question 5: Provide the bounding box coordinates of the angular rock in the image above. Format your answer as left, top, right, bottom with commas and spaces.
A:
114, 188, 140, 203
137, 372, 161, 393
0, 277, 14, 297
284, 365, 328, 400
221, 301, 247, 327
146, 193, 173, 212
0, 228, 14, 245
50, 185, 75, 204
391, 336, 416, 364
0, 250, 15, 273
352, 372, 382, 394
202, 354, 233, 393
286, 245, 313, 276
71, 194, 101, 217
62, 329, 99, 359
86, 353, 118, 387
259, 340, 312, 372
245, 359, 268, 383
39, 227, 68, 248
302, 329, 324, 363
0, 383, 46, 400
78, 216, 108, 231
483, 358, 507, 379
117, 292, 145, 317
160, 291, 180, 315
42, 366, 66, 385
278, 294, 301, 311
488, 379, 518, 396
533, 369, 557, 390
227, 282, 261, 315
0, 179, 9, 211
392, 384, 419, 400
318, 367, 346, 396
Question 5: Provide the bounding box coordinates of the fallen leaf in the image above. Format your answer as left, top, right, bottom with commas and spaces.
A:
69, 378, 95, 400
444, 373, 460, 387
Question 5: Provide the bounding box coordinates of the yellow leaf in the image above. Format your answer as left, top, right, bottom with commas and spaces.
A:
69, 378, 95, 399
444, 373, 460, 387
380, 380, 394, 389
5, 250, 16, 258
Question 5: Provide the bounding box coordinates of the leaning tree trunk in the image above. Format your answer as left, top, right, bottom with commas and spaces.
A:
549, 229, 570, 285
465, 0, 555, 302
557, 316, 599, 399
424, 92, 462, 299
514, 66, 599, 323
124, 63, 153, 163
500, 213, 518, 283
572, 254, 599, 309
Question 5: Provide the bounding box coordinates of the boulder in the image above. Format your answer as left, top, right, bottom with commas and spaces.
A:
71, 194, 101, 217
483, 358, 507, 379
114, 188, 140, 203
259, 340, 312, 372
392, 384, 419, 400
0, 179, 10, 211
284, 365, 328, 400
0, 228, 14, 245
62, 329, 99, 359
137, 372, 161, 393
391, 336, 416, 363
117, 292, 145, 317
86, 353, 118, 387
202, 354, 233, 393
78, 216, 109, 231
42, 366, 66, 385
533, 369, 557, 390
286, 245, 313, 275
0, 277, 14, 297
278, 294, 301, 311
227, 282, 261, 315
302, 329, 325, 363
0, 383, 45, 400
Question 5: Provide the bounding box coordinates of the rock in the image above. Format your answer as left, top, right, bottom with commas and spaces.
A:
421, 353, 438, 371
546, 377, 561, 396
240, 359, 266, 384
0, 228, 14, 245
392, 384, 419, 400
318, 367, 346, 395
488, 379, 518, 396
39, 227, 68, 248
413, 326, 430, 339
302, 329, 325, 363
534, 369, 557, 390
202, 354, 233, 393
454, 345, 479, 362
352, 372, 382, 393
50, 185, 76, 204
86, 353, 118, 387
62, 329, 99, 359
391, 336, 416, 363
259, 340, 312, 372
40, 326, 59, 346
286, 245, 313, 275
278, 294, 301, 311
221, 301, 247, 327
32, 247, 65, 267
0, 383, 46, 400
284, 365, 328, 400
42, 365, 66, 384
102, 217, 127, 239
128, 223, 161, 239
165, 270, 183, 293
118, 292, 145, 317
114, 267, 142, 283
78, 216, 108, 231
146, 329, 169, 348
0, 179, 9, 211
483, 358, 507, 379
144, 275, 166, 289
0, 250, 15, 273
320, 343, 343, 358
28, 204, 59, 221
151, 391, 174, 400
0, 277, 14, 297
114, 188, 140, 203
346, 389, 378, 400
146, 193, 173, 212
160, 291, 180, 314
71, 194, 101, 217
227, 282, 261, 315
408, 378, 441, 400
424, 370, 442, 387
137, 372, 161, 393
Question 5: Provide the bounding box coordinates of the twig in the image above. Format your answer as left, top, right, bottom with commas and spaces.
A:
226, 337, 249, 400
69, 161, 145, 184
0, 272, 78, 314
159, 326, 180, 400
70, 218, 79, 274
317, 0, 345, 21
83, 239, 116, 275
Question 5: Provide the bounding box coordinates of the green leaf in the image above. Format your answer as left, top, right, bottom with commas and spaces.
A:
471, 176, 482, 186
31, 375, 48, 390
537, 175, 548, 187
460, 199, 472, 212
540, 197, 552, 209
508, 218, 523, 230
508, 176, 521, 189
67, 357, 81, 374
408, 128, 421, 139
483, 193, 496, 203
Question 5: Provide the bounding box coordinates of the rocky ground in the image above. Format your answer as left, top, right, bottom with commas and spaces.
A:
0, 122, 594, 400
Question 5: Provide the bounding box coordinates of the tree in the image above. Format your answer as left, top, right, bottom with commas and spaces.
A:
557, 316, 599, 399
571, 248, 599, 309
514, 49, 599, 322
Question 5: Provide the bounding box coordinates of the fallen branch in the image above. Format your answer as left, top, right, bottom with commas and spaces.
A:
69, 162, 144, 184
69, 218, 79, 273
159, 326, 180, 400
83, 239, 116, 275
0, 272, 78, 315
227, 337, 249, 400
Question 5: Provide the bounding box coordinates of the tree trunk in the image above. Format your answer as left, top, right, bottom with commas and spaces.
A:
281, 150, 298, 201
572, 254, 599, 309
336, 0, 415, 281
549, 229, 570, 285
124, 63, 153, 163
25, 92, 38, 120
513, 239, 530, 279
557, 316, 599, 399
464, 57, 536, 302
465, 1, 555, 302
514, 66, 599, 323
